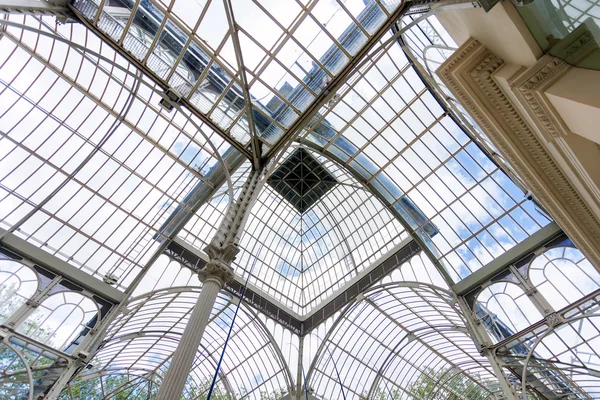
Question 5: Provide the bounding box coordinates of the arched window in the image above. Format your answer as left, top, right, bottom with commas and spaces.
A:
0, 260, 38, 324
529, 246, 600, 310
17, 291, 98, 352
0, 343, 32, 398
476, 282, 542, 343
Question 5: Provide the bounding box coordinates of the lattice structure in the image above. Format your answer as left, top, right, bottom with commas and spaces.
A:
267, 148, 337, 214
0, 1, 599, 399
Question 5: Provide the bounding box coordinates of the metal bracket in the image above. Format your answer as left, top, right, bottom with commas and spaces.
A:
545, 312, 563, 327
159, 88, 182, 112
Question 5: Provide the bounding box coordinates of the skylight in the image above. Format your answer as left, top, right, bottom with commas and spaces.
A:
267, 148, 337, 214
3, 1, 599, 399
179, 145, 406, 314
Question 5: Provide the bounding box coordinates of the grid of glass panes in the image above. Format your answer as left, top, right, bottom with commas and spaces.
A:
234, 148, 404, 314
303, 32, 552, 282
71, 0, 405, 149
178, 160, 252, 250
0, 15, 230, 289
308, 284, 500, 399
90, 256, 291, 399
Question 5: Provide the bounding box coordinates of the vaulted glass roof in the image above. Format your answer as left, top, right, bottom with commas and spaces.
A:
179, 144, 406, 314
71, 0, 404, 154
1, 1, 599, 399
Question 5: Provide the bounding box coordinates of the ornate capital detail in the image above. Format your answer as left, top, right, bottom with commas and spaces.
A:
200, 243, 238, 285
549, 23, 598, 66
515, 57, 569, 138
198, 258, 234, 286
199, 168, 264, 286
437, 38, 600, 270
204, 242, 239, 265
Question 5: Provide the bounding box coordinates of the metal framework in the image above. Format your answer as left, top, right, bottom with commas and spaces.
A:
1, 0, 600, 399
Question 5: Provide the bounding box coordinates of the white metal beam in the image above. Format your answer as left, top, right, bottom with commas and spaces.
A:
0, 228, 125, 303
222, 0, 262, 169
0, 0, 72, 18
264, 2, 411, 160
453, 222, 563, 295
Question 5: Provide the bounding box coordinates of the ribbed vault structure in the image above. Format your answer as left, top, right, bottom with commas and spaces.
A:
180, 145, 407, 313
307, 283, 500, 399
0, 0, 600, 399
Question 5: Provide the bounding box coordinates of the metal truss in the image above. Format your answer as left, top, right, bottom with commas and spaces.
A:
264, 1, 412, 160
1, 1, 600, 399
164, 236, 422, 337
0, 228, 123, 303
0, 0, 73, 20
453, 222, 563, 296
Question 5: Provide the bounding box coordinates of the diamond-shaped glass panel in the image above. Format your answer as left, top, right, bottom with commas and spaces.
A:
267, 148, 337, 213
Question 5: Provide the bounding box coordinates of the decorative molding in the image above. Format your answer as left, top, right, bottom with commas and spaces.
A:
437, 39, 600, 271
515, 57, 569, 138
198, 258, 235, 286
549, 23, 599, 66
562, 30, 595, 63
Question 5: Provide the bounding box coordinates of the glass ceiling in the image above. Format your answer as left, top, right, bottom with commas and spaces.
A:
179, 144, 407, 314
63, 255, 294, 399
0, 15, 245, 290
300, 28, 552, 283
1, 1, 600, 399
71, 0, 404, 152
307, 283, 500, 399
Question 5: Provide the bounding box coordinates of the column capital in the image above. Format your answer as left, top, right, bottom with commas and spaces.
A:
204, 242, 239, 265
198, 258, 235, 286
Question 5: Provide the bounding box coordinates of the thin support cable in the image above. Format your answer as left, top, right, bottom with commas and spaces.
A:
206, 245, 262, 399
312, 333, 346, 400
322, 345, 347, 400
382, 378, 396, 399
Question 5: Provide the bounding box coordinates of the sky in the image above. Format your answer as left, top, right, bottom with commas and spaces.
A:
0, 1, 600, 399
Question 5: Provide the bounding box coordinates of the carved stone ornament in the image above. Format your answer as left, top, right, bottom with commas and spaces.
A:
204, 242, 239, 265
513, 56, 569, 139
549, 23, 599, 66
198, 258, 234, 286
437, 39, 600, 270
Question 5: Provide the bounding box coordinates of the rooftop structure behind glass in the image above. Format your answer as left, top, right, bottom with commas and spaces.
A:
1, 0, 600, 399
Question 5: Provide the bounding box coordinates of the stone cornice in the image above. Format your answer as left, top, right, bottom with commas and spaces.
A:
437, 39, 600, 269
514, 56, 570, 139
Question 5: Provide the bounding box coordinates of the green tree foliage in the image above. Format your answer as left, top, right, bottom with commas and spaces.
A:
60, 373, 287, 400
362, 368, 494, 400
0, 281, 57, 397
0, 343, 30, 399
0, 282, 24, 324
